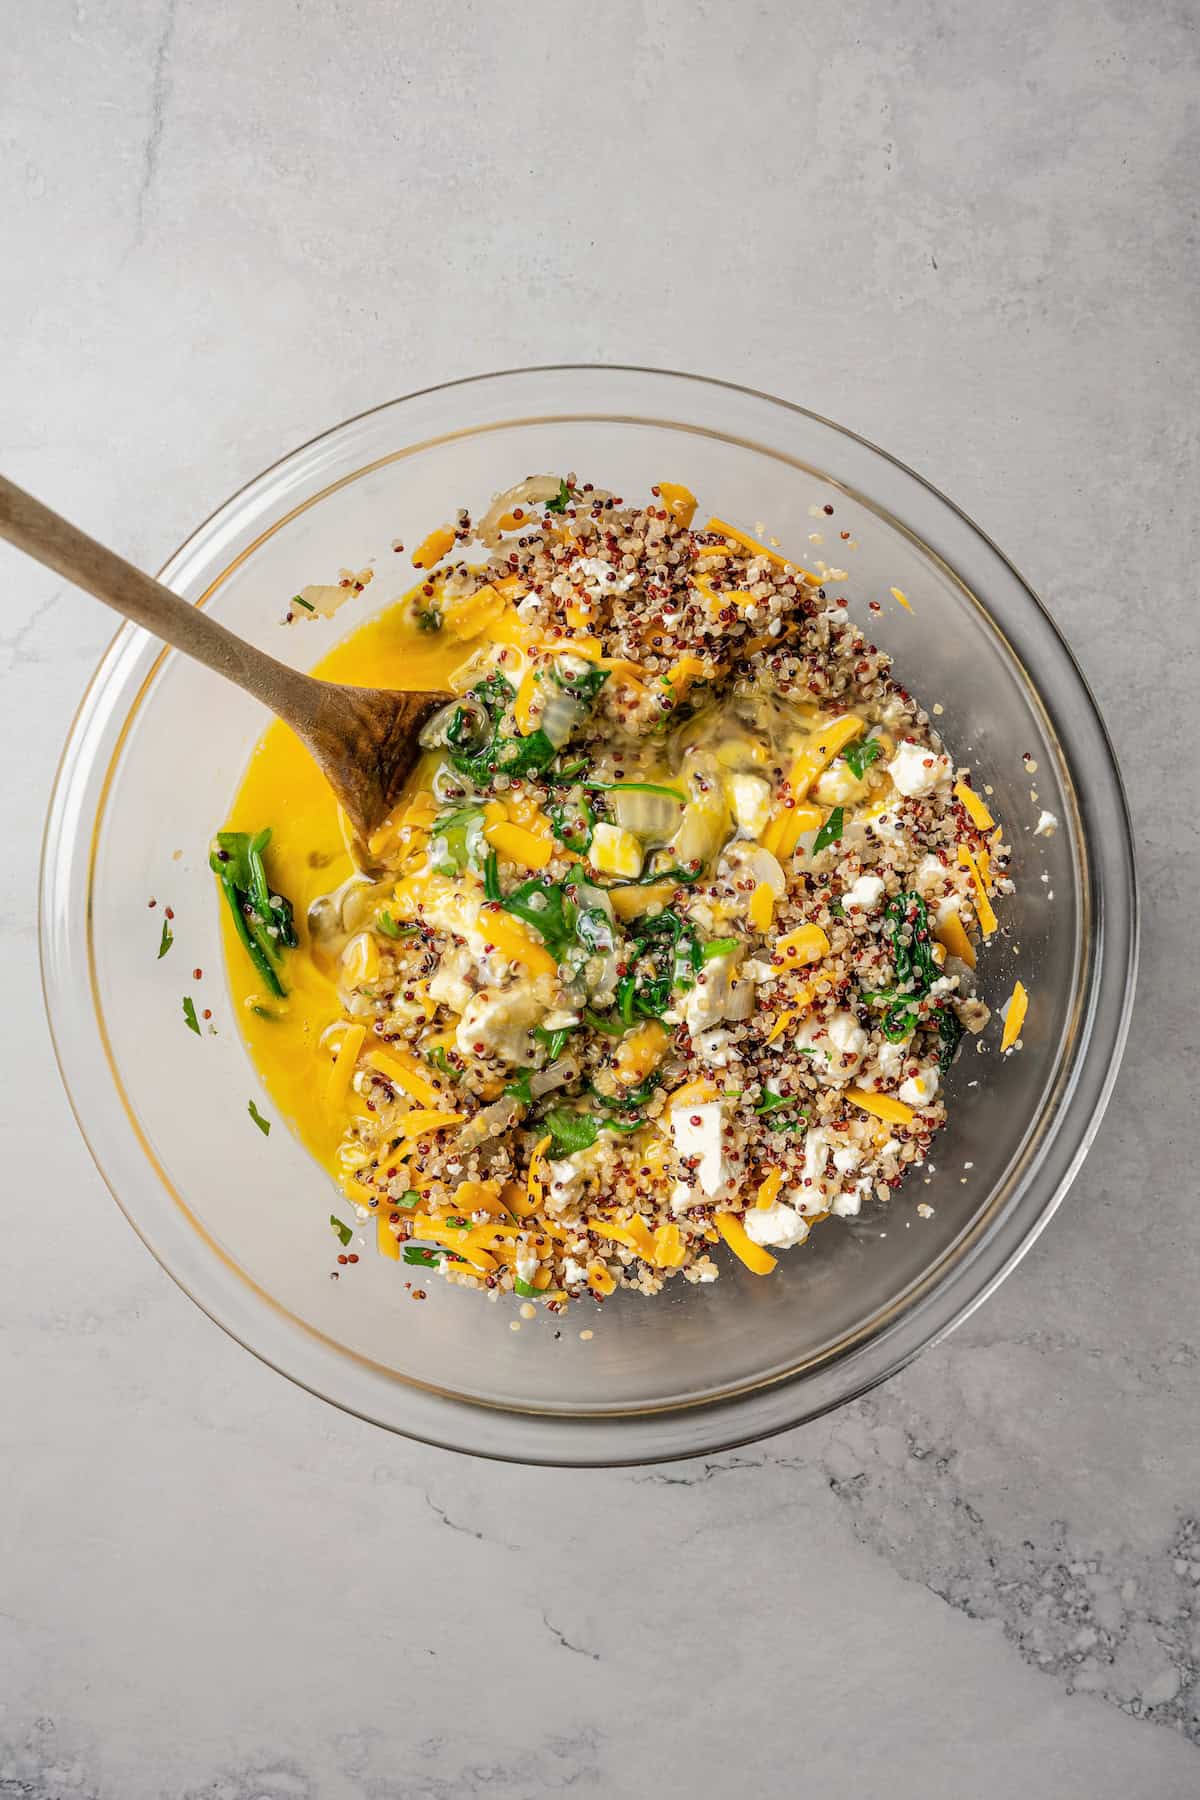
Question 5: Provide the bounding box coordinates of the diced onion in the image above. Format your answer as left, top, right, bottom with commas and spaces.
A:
537, 686, 582, 749
530, 1056, 580, 1097
477, 476, 564, 548
420, 696, 487, 752
455, 1096, 522, 1150
611, 787, 683, 839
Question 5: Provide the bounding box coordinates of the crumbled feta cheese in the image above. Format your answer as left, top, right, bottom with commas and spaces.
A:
696, 1027, 739, 1067
832, 1179, 871, 1218
888, 739, 952, 798
574, 556, 637, 596
677, 952, 748, 1035
842, 872, 885, 912
832, 1145, 862, 1175
670, 1180, 698, 1214
876, 1039, 907, 1079
864, 807, 907, 846
744, 1203, 810, 1248
515, 1248, 539, 1284
1034, 810, 1059, 837
670, 1101, 727, 1198
563, 1257, 589, 1286
898, 1066, 940, 1108
796, 1010, 868, 1083
588, 822, 644, 879
428, 946, 476, 1013
726, 772, 772, 839
913, 853, 947, 895
740, 958, 775, 984
546, 1158, 583, 1208
454, 986, 541, 1065
803, 1126, 831, 1187
813, 761, 866, 807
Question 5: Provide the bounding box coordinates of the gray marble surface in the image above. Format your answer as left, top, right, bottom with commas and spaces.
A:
3, 1, 1197, 1793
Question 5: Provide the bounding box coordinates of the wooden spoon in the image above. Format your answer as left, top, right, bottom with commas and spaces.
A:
0, 474, 450, 849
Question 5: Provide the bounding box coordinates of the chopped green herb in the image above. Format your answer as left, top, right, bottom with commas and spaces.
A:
505, 1070, 534, 1105
543, 1108, 599, 1157
483, 849, 503, 901
583, 1007, 627, 1037
812, 806, 846, 854
398, 1189, 421, 1209
754, 1090, 791, 1116
544, 477, 572, 514
582, 780, 685, 802
209, 828, 296, 998
513, 1276, 539, 1298
884, 891, 940, 992
376, 910, 402, 939
425, 1046, 453, 1078
182, 995, 201, 1035
403, 1245, 443, 1268
157, 917, 174, 959
701, 937, 740, 962
416, 607, 443, 632
248, 1099, 271, 1135
533, 1023, 575, 1061
548, 790, 595, 854
330, 1213, 353, 1247
933, 1005, 964, 1071
291, 593, 316, 613
501, 878, 577, 961
598, 1070, 660, 1112
843, 737, 882, 780
447, 672, 560, 786
250, 1004, 280, 1021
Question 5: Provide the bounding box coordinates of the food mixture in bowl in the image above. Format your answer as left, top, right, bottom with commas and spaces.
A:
214, 476, 1019, 1311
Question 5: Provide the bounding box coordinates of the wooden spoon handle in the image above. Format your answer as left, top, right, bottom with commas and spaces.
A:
0, 472, 327, 733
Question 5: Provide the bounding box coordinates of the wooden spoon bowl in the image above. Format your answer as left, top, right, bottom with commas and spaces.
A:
0, 474, 449, 851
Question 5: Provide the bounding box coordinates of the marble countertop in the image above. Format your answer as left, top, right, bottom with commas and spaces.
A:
3, 2, 1197, 1793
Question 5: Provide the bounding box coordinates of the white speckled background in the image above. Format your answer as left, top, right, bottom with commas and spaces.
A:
3, 1, 1197, 1793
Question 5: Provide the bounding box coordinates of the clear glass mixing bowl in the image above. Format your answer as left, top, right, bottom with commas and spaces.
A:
39, 367, 1137, 1464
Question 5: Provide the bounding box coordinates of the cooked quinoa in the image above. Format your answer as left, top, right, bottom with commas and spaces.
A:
314, 476, 1009, 1309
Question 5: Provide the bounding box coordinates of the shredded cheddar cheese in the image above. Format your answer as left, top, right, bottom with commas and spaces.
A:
935, 908, 977, 969
704, 517, 818, 584
845, 1088, 916, 1127
366, 1046, 443, 1108
480, 911, 559, 978
327, 1023, 366, 1107
755, 1167, 784, 1210
1000, 980, 1028, 1052
657, 481, 697, 527
954, 779, 994, 831
411, 525, 456, 569
774, 923, 831, 970
715, 1210, 777, 1275
957, 843, 999, 936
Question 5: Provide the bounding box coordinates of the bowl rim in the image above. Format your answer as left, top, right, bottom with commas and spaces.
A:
39, 364, 1139, 1465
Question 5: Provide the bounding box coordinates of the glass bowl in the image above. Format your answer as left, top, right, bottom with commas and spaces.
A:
39, 367, 1138, 1465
